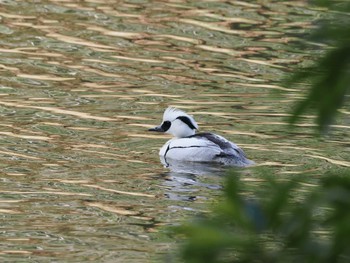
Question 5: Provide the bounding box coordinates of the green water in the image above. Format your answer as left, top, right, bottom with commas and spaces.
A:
0, 0, 349, 262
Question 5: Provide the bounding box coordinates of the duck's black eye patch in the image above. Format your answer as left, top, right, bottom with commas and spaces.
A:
161, 121, 171, 131
176, 116, 197, 130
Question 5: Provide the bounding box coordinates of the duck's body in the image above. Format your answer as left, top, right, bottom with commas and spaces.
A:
160, 132, 253, 167
149, 107, 254, 167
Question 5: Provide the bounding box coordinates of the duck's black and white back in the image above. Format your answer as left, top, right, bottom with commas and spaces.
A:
149, 107, 254, 167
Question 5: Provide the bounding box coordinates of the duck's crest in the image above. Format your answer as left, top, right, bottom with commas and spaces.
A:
163, 107, 198, 129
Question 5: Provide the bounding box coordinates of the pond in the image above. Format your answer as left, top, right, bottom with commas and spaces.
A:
0, 0, 349, 262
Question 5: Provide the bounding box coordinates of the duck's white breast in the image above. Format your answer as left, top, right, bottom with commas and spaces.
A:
159, 137, 221, 162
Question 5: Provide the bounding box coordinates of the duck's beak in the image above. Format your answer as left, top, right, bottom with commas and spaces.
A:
148, 125, 165, 132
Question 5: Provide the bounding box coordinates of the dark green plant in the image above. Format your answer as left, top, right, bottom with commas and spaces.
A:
177, 172, 350, 263
175, 1, 350, 262
285, 0, 350, 132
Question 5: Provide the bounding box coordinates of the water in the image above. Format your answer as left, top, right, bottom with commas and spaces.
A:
0, 0, 349, 261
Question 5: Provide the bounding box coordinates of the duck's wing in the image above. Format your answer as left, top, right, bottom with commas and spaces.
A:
193, 133, 255, 166
191, 133, 247, 158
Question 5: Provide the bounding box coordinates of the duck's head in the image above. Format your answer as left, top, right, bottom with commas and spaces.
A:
149, 107, 198, 138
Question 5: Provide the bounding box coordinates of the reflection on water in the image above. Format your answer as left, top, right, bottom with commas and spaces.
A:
0, 0, 349, 261
160, 156, 226, 175
162, 172, 222, 202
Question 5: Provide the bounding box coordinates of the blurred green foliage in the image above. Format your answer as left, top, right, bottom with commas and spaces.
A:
175, 1, 350, 262
285, 0, 350, 132
177, 172, 350, 263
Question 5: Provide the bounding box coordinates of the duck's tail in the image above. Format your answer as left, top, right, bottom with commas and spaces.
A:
216, 153, 255, 167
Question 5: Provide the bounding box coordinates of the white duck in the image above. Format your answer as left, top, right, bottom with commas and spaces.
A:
149, 107, 254, 167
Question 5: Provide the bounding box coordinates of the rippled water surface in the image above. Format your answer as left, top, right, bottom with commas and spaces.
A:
0, 1, 349, 262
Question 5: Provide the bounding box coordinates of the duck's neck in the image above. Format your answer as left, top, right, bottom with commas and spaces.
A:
174, 130, 196, 138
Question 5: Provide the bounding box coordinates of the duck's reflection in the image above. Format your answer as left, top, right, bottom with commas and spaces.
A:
160, 156, 225, 175
159, 156, 225, 201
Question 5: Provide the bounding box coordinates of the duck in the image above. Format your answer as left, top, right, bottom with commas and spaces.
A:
148, 107, 254, 167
